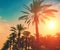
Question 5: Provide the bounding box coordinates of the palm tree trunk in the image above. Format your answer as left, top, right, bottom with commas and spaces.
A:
18, 31, 20, 50
35, 22, 40, 50
35, 14, 40, 50
35, 22, 39, 39
25, 37, 27, 50
13, 39, 14, 50
10, 43, 11, 50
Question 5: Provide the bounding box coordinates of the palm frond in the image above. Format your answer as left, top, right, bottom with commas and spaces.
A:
28, 21, 31, 26
17, 24, 24, 30
40, 14, 50, 20
45, 12, 55, 17
27, 19, 31, 24
41, 4, 52, 7
40, 4, 52, 10
24, 4, 31, 12
38, 0, 44, 4
42, 9, 57, 17
11, 27, 16, 30
10, 29, 15, 31
19, 15, 28, 20
21, 11, 30, 14
25, 17, 29, 23
43, 9, 58, 13
30, 4, 34, 12
11, 29, 16, 32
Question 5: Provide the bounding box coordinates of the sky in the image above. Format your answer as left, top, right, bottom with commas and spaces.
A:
0, 0, 31, 22
0, 0, 60, 49
0, 0, 60, 22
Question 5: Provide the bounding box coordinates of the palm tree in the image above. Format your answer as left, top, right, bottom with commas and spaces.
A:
9, 33, 17, 50
20, 36, 25, 50
2, 30, 16, 50
11, 24, 26, 50
12, 41, 18, 50
19, 0, 57, 50
17, 24, 26, 50
1, 40, 10, 50
29, 35, 36, 50
8, 27, 17, 50
23, 31, 30, 50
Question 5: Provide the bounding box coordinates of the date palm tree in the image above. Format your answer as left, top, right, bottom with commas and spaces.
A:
11, 24, 26, 50
19, 0, 57, 50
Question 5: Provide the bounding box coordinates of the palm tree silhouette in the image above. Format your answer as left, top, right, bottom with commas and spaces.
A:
11, 24, 26, 50
10, 27, 17, 50
1, 40, 10, 50
29, 35, 36, 50
9, 33, 17, 50
2, 32, 16, 50
23, 31, 30, 50
2, 24, 26, 50
19, 0, 57, 50
17, 24, 26, 50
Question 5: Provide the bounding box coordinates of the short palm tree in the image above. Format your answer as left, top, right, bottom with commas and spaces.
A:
23, 31, 30, 50
11, 24, 26, 50
20, 36, 25, 50
17, 24, 26, 50
10, 27, 17, 50
9, 33, 17, 50
19, 0, 57, 50
2, 40, 10, 50
29, 35, 36, 50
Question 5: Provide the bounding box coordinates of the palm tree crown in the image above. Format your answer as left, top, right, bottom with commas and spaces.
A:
19, 0, 57, 24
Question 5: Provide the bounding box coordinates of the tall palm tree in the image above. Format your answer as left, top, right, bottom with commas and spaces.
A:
19, 0, 57, 50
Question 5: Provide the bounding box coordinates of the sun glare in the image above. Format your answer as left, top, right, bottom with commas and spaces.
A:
43, 19, 58, 36
46, 19, 57, 30
48, 21, 55, 29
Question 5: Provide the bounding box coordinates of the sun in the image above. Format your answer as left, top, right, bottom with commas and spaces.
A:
44, 19, 58, 36
46, 19, 57, 30
48, 21, 55, 29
